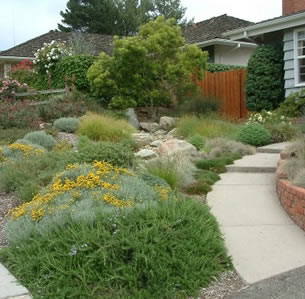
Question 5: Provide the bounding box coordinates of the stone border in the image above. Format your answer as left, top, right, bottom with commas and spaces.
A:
277, 153, 305, 231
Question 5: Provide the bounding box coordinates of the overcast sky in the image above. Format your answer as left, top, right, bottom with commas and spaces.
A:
0, 0, 282, 51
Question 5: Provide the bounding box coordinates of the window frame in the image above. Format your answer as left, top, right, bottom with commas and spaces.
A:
294, 28, 305, 87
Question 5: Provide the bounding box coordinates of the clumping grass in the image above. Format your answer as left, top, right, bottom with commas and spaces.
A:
78, 113, 135, 142
0, 198, 232, 298
0, 128, 31, 145
145, 155, 196, 190
177, 115, 241, 140
196, 154, 241, 174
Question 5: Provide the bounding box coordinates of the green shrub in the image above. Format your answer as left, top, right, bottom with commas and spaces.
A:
184, 182, 212, 195
264, 123, 299, 143
278, 89, 305, 117
245, 45, 284, 111
76, 136, 135, 167
237, 123, 272, 146
23, 131, 56, 150
52, 55, 96, 91
88, 17, 207, 109
0, 101, 40, 129
53, 117, 80, 133
188, 134, 205, 150
37, 98, 87, 122
207, 63, 245, 73
178, 94, 220, 116
79, 113, 135, 142
1, 198, 231, 298
177, 115, 241, 139
0, 128, 31, 145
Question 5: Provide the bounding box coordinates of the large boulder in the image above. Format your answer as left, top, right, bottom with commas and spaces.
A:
140, 122, 160, 133
158, 138, 199, 160
159, 116, 176, 131
125, 108, 140, 129
132, 133, 153, 147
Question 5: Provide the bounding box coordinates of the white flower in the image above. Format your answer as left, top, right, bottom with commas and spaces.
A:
280, 116, 285, 120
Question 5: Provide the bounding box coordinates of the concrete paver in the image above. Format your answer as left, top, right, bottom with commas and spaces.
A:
207, 144, 305, 285
256, 142, 290, 153
226, 153, 280, 173
0, 264, 31, 299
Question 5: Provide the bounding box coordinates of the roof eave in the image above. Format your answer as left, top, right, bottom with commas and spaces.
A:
196, 38, 257, 48
0, 56, 34, 62
223, 12, 305, 40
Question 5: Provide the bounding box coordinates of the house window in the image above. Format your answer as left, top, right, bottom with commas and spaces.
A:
295, 29, 305, 86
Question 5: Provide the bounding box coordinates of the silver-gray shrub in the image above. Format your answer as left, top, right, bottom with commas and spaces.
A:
23, 131, 56, 150
53, 117, 81, 133
293, 169, 305, 189
205, 138, 256, 159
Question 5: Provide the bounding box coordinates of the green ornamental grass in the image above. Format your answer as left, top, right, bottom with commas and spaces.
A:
79, 113, 135, 142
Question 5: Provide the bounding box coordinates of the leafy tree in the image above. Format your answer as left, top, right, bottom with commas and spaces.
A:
245, 45, 284, 111
58, 0, 190, 35
87, 17, 207, 111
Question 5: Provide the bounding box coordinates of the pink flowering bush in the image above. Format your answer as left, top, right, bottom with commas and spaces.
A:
0, 79, 28, 100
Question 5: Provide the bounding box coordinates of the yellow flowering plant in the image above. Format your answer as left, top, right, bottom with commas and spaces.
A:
8, 161, 175, 225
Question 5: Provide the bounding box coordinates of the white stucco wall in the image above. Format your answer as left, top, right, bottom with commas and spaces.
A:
214, 44, 254, 66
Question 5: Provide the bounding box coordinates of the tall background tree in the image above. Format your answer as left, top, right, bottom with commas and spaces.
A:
58, 0, 191, 35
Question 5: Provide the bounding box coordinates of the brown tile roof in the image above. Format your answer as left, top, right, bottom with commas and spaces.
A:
0, 31, 113, 57
183, 14, 254, 44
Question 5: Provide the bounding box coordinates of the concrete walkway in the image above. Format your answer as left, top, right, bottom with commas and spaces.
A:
207, 142, 305, 285
0, 263, 31, 298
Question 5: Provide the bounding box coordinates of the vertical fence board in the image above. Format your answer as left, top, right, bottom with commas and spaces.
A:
198, 68, 247, 119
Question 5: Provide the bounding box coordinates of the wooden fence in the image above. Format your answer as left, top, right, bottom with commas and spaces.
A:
197, 69, 247, 119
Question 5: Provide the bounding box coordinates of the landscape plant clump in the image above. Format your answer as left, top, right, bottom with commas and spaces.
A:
23, 131, 56, 150
0, 79, 28, 100
205, 138, 255, 159
78, 113, 135, 142
52, 54, 96, 91
33, 40, 71, 74
0, 101, 40, 129
245, 45, 284, 111
1, 198, 231, 298
53, 117, 80, 133
247, 110, 291, 125
237, 123, 272, 146
277, 89, 305, 117
88, 17, 207, 109
188, 134, 205, 150
145, 154, 196, 190
178, 94, 220, 116
37, 97, 87, 122
6, 161, 175, 241
177, 115, 241, 140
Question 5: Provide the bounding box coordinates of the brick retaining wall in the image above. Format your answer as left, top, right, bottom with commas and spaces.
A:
277, 155, 305, 231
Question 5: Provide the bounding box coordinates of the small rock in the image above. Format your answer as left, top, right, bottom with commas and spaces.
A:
151, 140, 163, 147
167, 128, 177, 136
140, 122, 160, 133
154, 129, 167, 135
135, 149, 158, 159
132, 133, 153, 147
39, 122, 52, 130
125, 108, 140, 129
159, 116, 176, 131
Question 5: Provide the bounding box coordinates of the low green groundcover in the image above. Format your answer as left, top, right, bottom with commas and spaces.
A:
0, 198, 231, 298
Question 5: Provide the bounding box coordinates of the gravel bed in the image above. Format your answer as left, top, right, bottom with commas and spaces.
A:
194, 271, 247, 299
0, 192, 21, 248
